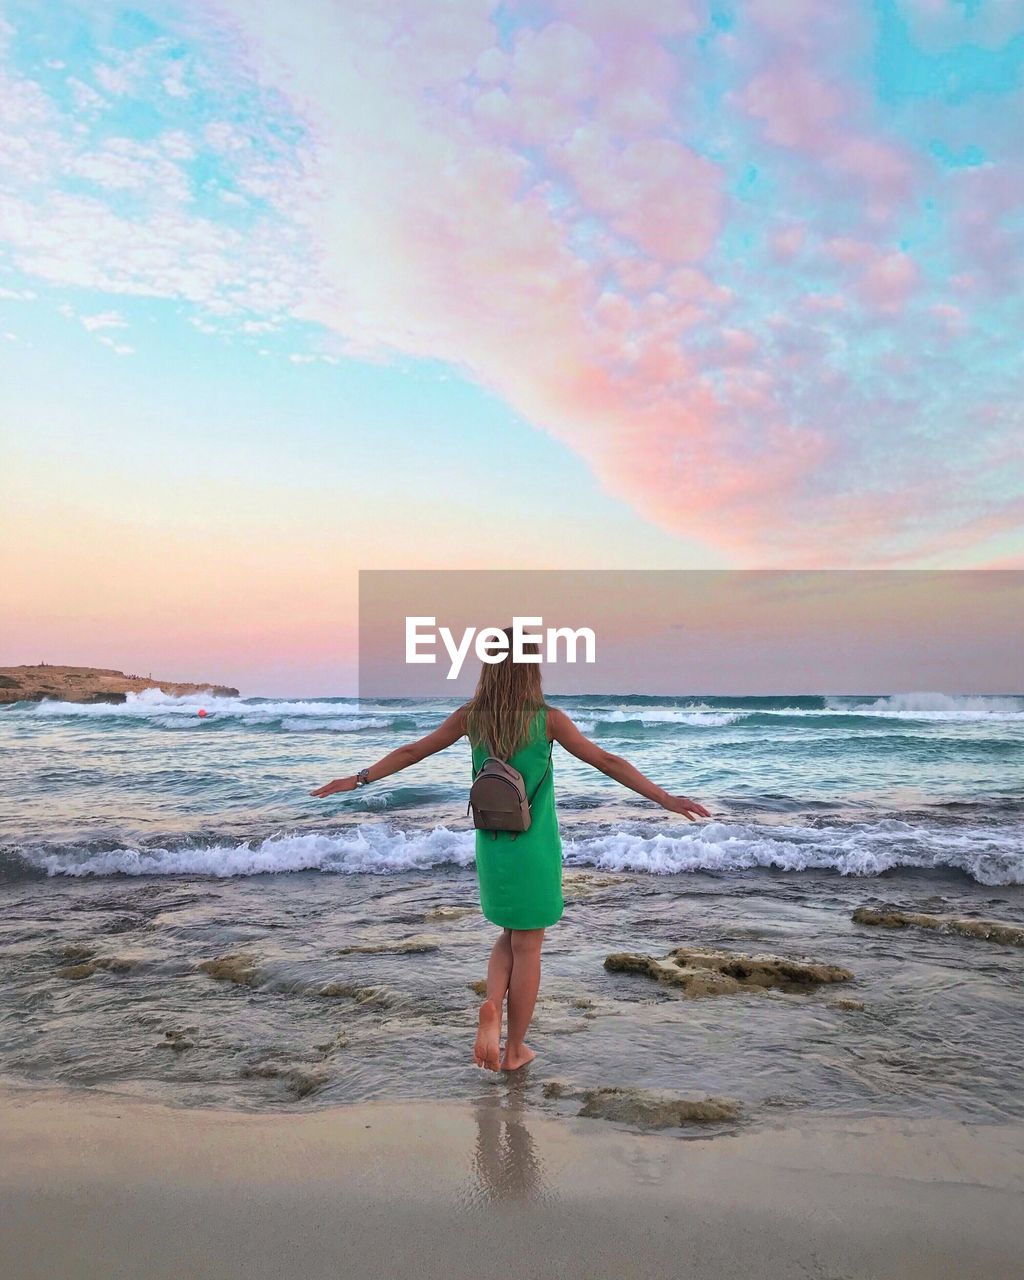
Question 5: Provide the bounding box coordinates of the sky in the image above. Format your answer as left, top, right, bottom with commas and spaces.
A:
359, 570, 1024, 696
1, 1, 1022, 694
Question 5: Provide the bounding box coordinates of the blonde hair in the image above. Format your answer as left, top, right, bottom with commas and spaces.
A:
466, 627, 545, 759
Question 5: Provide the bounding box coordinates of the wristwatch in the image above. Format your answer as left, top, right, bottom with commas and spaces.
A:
355, 768, 371, 787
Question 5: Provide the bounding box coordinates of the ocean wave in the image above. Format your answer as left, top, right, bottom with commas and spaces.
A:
824, 692, 1024, 721
576, 693, 1024, 728
279, 717, 395, 733
17, 688, 1023, 727
564, 820, 1024, 886
24, 689, 410, 726
15, 826, 476, 879
597, 704, 741, 725
10, 818, 1023, 886
579, 710, 741, 733
28, 689, 351, 717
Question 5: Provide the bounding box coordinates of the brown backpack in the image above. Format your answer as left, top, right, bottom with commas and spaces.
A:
468, 743, 552, 839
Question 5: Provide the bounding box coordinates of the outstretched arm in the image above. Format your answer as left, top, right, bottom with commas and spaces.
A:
310, 705, 468, 798
547, 706, 710, 820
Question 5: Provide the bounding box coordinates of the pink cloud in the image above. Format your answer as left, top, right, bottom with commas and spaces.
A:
949, 161, 1024, 293
552, 0, 707, 38
858, 250, 920, 314
769, 222, 807, 261
801, 292, 847, 314
734, 64, 846, 151
928, 303, 967, 338
191, 0, 1021, 564
6, 1, 1018, 568
557, 131, 726, 262
817, 239, 921, 316
729, 3, 923, 222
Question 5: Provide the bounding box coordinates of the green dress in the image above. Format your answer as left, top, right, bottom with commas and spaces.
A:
471, 705, 564, 930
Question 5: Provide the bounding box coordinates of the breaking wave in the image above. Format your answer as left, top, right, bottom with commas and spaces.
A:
824, 692, 1024, 721
7, 817, 1023, 886
12, 689, 1023, 727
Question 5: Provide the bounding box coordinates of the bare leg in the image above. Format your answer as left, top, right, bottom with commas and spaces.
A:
473, 929, 511, 1071
486, 928, 514, 1013
502, 928, 544, 1070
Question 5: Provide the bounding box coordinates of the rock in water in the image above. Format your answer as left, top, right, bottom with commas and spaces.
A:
58, 955, 139, 980
852, 906, 1024, 947
334, 936, 440, 955
424, 905, 475, 922
604, 945, 853, 997
197, 953, 259, 986
543, 1082, 741, 1129
240, 1061, 328, 1098
317, 980, 396, 1007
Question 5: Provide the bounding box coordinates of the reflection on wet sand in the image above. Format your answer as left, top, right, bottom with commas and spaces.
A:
468, 1089, 550, 1205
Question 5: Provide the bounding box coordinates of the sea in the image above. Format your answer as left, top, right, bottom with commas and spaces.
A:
1, 689, 1022, 1125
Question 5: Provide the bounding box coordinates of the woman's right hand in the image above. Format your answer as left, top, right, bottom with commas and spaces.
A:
662, 794, 711, 820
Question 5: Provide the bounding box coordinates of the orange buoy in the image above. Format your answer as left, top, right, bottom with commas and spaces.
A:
197, 709, 208, 718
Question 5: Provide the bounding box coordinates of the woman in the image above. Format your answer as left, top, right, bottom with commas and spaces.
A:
311, 641, 710, 1072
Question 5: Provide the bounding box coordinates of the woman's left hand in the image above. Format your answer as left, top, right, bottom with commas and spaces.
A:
310, 777, 356, 798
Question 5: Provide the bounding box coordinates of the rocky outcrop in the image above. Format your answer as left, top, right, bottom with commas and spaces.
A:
317, 980, 398, 1007
543, 1081, 742, 1128
197, 953, 259, 986
240, 1061, 328, 1098
562, 870, 625, 900
604, 945, 853, 997
334, 937, 439, 955
58, 954, 139, 980
0, 664, 239, 705
852, 906, 1024, 947
423, 905, 475, 922
159, 1028, 196, 1052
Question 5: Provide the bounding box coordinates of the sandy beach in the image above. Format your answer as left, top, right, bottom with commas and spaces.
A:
1, 1081, 1021, 1280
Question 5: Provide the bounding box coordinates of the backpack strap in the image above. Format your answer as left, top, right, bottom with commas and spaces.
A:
527, 741, 553, 807
513, 743, 552, 839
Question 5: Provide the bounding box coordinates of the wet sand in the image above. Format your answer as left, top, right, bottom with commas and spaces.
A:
1, 1083, 1021, 1280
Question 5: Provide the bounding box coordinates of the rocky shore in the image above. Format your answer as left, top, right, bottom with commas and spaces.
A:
0, 665, 238, 705
852, 905, 1024, 946
604, 944, 855, 997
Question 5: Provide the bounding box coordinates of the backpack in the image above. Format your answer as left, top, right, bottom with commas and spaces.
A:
468, 743, 552, 839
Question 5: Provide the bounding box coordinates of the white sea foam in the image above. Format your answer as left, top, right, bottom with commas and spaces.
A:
29, 826, 476, 878
30, 689, 380, 723
565, 820, 1024, 885
23, 688, 1023, 725
824, 692, 1024, 721
581, 693, 1024, 727
591, 706, 742, 728
23, 819, 1024, 886
280, 717, 393, 733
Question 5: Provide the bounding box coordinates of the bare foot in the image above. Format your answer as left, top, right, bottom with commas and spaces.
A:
473, 999, 501, 1071
500, 1043, 536, 1071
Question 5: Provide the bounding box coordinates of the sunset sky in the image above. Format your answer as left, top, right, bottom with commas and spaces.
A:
2, 2, 1023, 693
